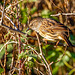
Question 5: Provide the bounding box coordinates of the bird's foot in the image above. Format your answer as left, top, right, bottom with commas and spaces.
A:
43, 38, 48, 44
54, 41, 59, 48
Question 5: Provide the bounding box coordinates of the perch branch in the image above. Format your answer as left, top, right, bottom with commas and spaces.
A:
35, 32, 52, 75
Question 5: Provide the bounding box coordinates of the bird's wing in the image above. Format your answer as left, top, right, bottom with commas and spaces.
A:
40, 18, 70, 37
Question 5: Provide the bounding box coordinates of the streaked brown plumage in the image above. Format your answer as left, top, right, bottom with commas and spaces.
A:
29, 17, 73, 46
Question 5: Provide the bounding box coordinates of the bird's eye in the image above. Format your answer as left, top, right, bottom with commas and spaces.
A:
29, 24, 33, 27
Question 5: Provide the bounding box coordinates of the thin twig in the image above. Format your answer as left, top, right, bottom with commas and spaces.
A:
0, 9, 18, 30
35, 32, 52, 75
33, 67, 44, 75
0, 60, 4, 68
4, 41, 7, 75
2, 23, 26, 35
0, 0, 5, 25
45, 0, 52, 10
41, 55, 52, 75
18, 34, 21, 75
35, 32, 42, 54
0, 36, 18, 52
50, 0, 64, 12
16, 0, 20, 30
51, 13, 75, 16
9, 67, 20, 75
27, 45, 48, 70
49, 46, 67, 66
21, 59, 27, 68
5, 0, 23, 12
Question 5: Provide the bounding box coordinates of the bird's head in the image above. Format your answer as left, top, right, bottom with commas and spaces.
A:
28, 18, 43, 33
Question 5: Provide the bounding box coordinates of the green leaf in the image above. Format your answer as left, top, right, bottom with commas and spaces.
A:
56, 46, 63, 51
18, 51, 27, 59
7, 44, 13, 52
55, 60, 64, 67
28, 54, 37, 61
28, 61, 34, 68
41, 10, 50, 18
0, 44, 5, 59
55, 55, 64, 66
0, 67, 4, 74
30, 7, 37, 14
7, 58, 12, 69
13, 74, 17, 75
0, 44, 13, 59
20, 38, 25, 43
28, 0, 37, 2
46, 52, 56, 60
66, 51, 71, 57
62, 55, 69, 62
55, 54, 70, 67
52, 66, 59, 75
20, 8, 28, 23
25, 61, 34, 68
68, 68, 75, 75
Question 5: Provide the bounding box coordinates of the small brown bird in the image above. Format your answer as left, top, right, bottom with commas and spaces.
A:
29, 17, 73, 46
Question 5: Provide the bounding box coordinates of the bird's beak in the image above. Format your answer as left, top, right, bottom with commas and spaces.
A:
26, 28, 30, 32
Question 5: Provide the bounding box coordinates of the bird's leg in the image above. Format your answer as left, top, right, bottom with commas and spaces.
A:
43, 38, 48, 44
35, 32, 43, 54
54, 41, 59, 47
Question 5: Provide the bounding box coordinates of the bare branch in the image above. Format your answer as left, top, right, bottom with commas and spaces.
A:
0, 36, 18, 52
0, 0, 5, 25
5, 0, 23, 12
51, 13, 75, 16
0, 9, 18, 30
33, 67, 44, 75
35, 32, 42, 55
49, 46, 67, 66
35, 32, 52, 75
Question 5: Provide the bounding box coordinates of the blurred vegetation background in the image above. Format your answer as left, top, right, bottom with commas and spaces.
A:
0, 0, 75, 75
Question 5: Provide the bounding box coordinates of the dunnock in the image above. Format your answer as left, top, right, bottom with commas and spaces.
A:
29, 17, 73, 46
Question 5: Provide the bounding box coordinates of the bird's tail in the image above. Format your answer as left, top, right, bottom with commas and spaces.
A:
62, 35, 73, 47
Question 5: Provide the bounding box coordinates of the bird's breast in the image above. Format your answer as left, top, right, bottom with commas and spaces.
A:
58, 36, 63, 40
